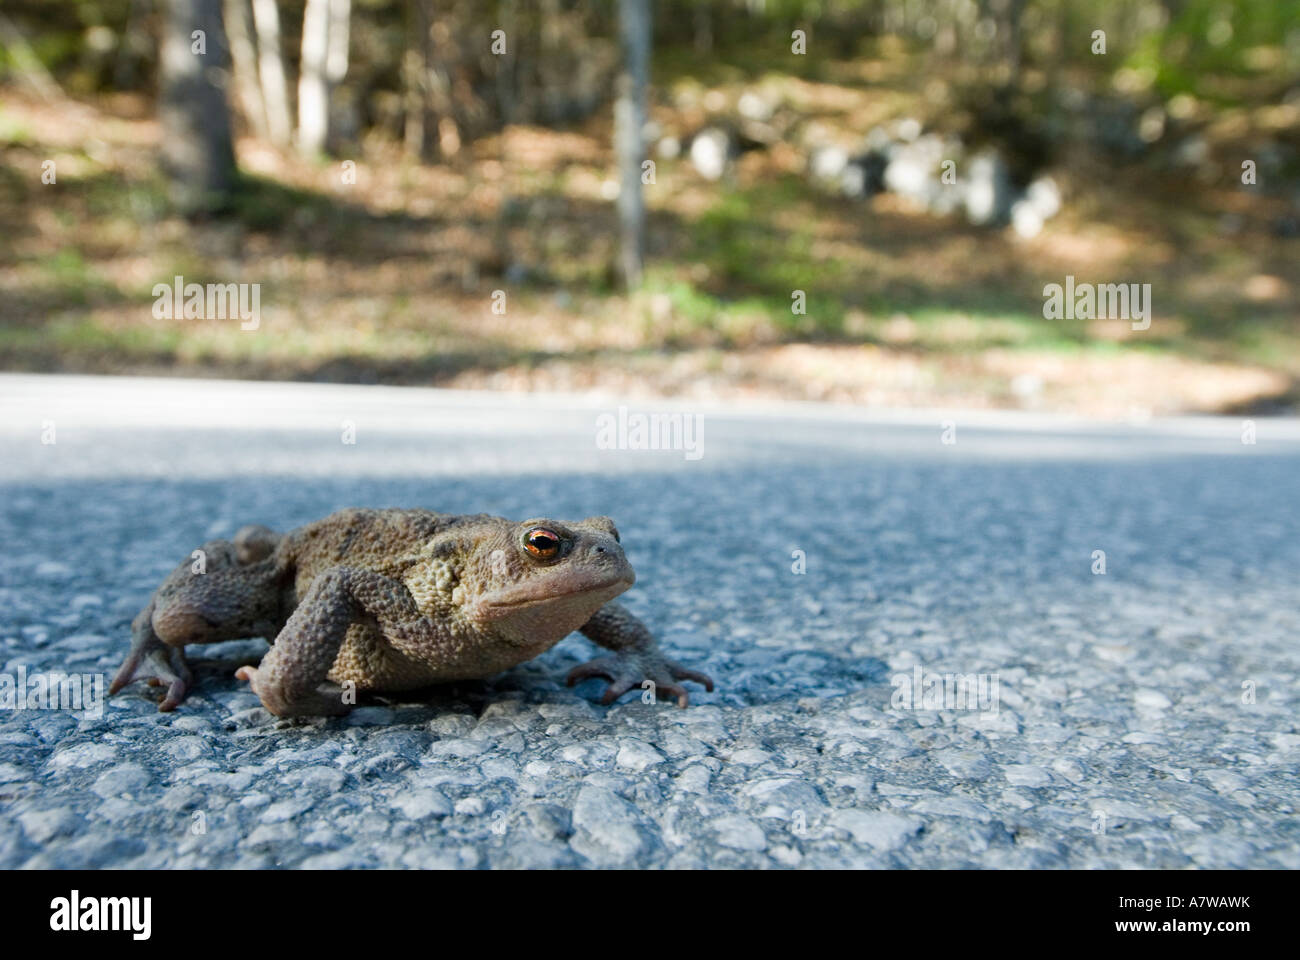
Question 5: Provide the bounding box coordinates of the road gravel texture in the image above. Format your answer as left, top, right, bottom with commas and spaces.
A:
1, 374, 1297, 868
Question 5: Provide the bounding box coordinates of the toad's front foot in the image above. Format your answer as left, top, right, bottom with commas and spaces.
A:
566, 652, 714, 708
235, 666, 352, 718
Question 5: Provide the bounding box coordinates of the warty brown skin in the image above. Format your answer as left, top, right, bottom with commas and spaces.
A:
109, 508, 713, 717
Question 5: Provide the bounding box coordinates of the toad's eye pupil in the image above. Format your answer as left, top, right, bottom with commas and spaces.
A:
525, 530, 560, 556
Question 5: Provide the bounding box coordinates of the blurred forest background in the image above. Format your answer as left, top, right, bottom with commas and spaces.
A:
1, 0, 1297, 416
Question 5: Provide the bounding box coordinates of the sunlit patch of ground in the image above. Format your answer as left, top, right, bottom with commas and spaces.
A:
0, 71, 1296, 416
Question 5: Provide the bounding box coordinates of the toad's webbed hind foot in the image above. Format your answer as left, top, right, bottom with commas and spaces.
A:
108, 614, 193, 712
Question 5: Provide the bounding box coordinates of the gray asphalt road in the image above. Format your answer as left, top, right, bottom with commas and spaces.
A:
1, 373, 1297, 868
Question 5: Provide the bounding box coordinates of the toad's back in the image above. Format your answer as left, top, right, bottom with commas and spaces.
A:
280, 508, 495, 589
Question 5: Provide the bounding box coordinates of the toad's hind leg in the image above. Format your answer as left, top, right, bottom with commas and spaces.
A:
110, 526, 286, 711
237, 565, 426, 718
108, 604, 196, 711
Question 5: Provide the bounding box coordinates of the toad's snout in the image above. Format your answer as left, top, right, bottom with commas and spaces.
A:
580, 536, 635, 592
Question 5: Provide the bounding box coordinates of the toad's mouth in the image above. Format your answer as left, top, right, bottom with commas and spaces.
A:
477, 568, 635, 615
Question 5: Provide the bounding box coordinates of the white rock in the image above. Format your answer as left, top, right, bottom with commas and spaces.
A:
912, 796, 994, 822
1094, 643, 1136, 664
810, 145, 849, 181
770, 844, 803, 866
391, 789, 451, 820
1121, 731, 1169, 745
743, 777, 827, 816
18, 807, 79, 843
934, 749, 993, 781
738, 91, 774, 121
957, 708, 1021, 735
690, 128, 731, 181
675, 764, 712, 794
883, 134, 945, 205
657, 136, 681, 160
428, 738, 488, 758
1051, 757, 1086, 782
964, 151, 1013, 226
1011, 199, 1044, 238
895, 117, 923, 142
571, 786, 647, 865
1010, 372, 1045, 399
1091, 798, 1159, 822
830, 809, 922, 850
837, 161, 868, 198
49, 741, 118, 768
1203, 770, 1249, 794
1025, 176, 1061, 219
91, 763, 150, 799
1003, 764, 1052, 788
162, 736, 207, 761
616, 739, 664, 772
712, 814, 767, 851
454, 796, 486, 816
1134, 689, 1172, 710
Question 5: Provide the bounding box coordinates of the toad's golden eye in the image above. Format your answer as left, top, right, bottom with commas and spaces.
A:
524, 528, 561, 559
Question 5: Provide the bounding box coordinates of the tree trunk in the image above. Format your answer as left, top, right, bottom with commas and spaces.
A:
159, 0, 236, 215
403, 0, 434, 160
495, 0, 516, 126
1002, 0, 1025, 82
223, 0, 267, 139
297, 0, 330, 154
324, 0, 351, 152
693, 2, 712, 55
614, 0, 650, 290
326, 0, 350, 86
250, 0, 292, 147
